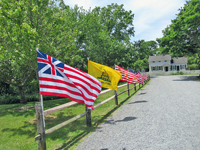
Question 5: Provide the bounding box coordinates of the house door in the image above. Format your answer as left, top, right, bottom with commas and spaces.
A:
165, 66, 168, 72
177, 66, 179, 71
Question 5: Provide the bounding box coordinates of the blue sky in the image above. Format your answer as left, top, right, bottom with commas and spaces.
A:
64, 0, 186, 42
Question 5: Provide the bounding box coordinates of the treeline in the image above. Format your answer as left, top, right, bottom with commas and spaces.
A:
0, 0, 159, 104
157, 0, 200, 69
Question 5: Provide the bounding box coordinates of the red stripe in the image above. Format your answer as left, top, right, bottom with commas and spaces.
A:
40, 84, 95, 103
40, 92, 95, 107
48, 55, 56, 75
39, 77, 75, 87
37, 57, 56, 75
40, 84, 82, 96
37, 51, 102, 109
74, 82, 99, 98
40, 91, 84, 104
39, 77, 96, 102
85, 104, 94, 109
115, 65, 137, 85
64, 73, 101, 93
64, 66, 101, 88
37, 58, 49, 63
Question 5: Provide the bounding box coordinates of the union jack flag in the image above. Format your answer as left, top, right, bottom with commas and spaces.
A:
37, 50, 102, 109
115, 65, 137, 84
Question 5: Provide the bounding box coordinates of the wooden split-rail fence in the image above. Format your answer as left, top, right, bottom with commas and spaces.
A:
35, 76, 150, 150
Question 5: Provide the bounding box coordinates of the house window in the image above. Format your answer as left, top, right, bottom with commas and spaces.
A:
159, 66, 162, 70
153, 61, 155, 63
159, 61, 161, 62
153, 67, 155, 70
165, 60, 167, 62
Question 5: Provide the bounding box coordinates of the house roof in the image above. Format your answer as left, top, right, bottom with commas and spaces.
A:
172, 57, 188, 64
148, 55, 171, 62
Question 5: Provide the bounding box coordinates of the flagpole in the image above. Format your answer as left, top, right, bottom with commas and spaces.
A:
40, 94, 45, 127
37, 48, 45, 127
127, 67, 130, 96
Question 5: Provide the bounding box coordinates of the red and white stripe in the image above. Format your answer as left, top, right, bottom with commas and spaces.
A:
143, 72, 148, 81
115, 65, 138, 84
136, 72, 144, 84
38, 54, 101, 110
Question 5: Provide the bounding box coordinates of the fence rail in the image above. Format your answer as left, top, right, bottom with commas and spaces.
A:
35, 76, 150, 150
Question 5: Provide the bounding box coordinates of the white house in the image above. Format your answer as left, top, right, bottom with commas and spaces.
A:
148, 55, 188, 72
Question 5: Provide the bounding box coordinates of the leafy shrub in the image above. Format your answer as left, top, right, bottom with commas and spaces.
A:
0, 94, 20, 104
170, 71, 184, 75
188, 64, 198, 70
171, 72, 175, 75
0, 93, 65, 104
179, 71, 184, 75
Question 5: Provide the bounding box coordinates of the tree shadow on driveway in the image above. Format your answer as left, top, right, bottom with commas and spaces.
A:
172, 75, 199, 81
127, 100, 148, 104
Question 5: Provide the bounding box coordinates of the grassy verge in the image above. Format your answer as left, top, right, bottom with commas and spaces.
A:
150, 74, 200, 76
0, 80, 150, 150
196, 76, 200, 81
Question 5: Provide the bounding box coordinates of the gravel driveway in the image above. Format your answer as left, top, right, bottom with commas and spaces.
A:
75, 75, 200, 150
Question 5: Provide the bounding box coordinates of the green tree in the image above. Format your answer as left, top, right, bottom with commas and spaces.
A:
72, 3, 135, 69
96, 3, 134, 42
0, 0, 78, 103
157, 0, 200, 65
131, 40, 158, 71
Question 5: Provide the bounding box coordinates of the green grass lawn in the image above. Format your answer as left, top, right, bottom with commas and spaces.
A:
0, 80, 150, 150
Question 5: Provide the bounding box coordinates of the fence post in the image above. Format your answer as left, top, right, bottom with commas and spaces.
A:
85, 106, 91, 127
114, 90, 118, 105
134, 84, 136, 91
127, 83, 130, 96
35, 102, 46, 150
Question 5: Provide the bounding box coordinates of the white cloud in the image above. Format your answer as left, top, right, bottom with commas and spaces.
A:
64, 0, 186, 41
64, 0, 102, 10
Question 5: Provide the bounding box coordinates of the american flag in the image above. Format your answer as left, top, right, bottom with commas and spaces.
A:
37, 50, 102, 109
115, 65, 137, 84
142, 71, 148, 81
128, 67, 143, 84
136, 72, 144, 84
128, 67, 136, 74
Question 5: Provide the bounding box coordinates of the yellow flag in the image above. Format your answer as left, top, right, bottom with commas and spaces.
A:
88, 60, 122, 91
